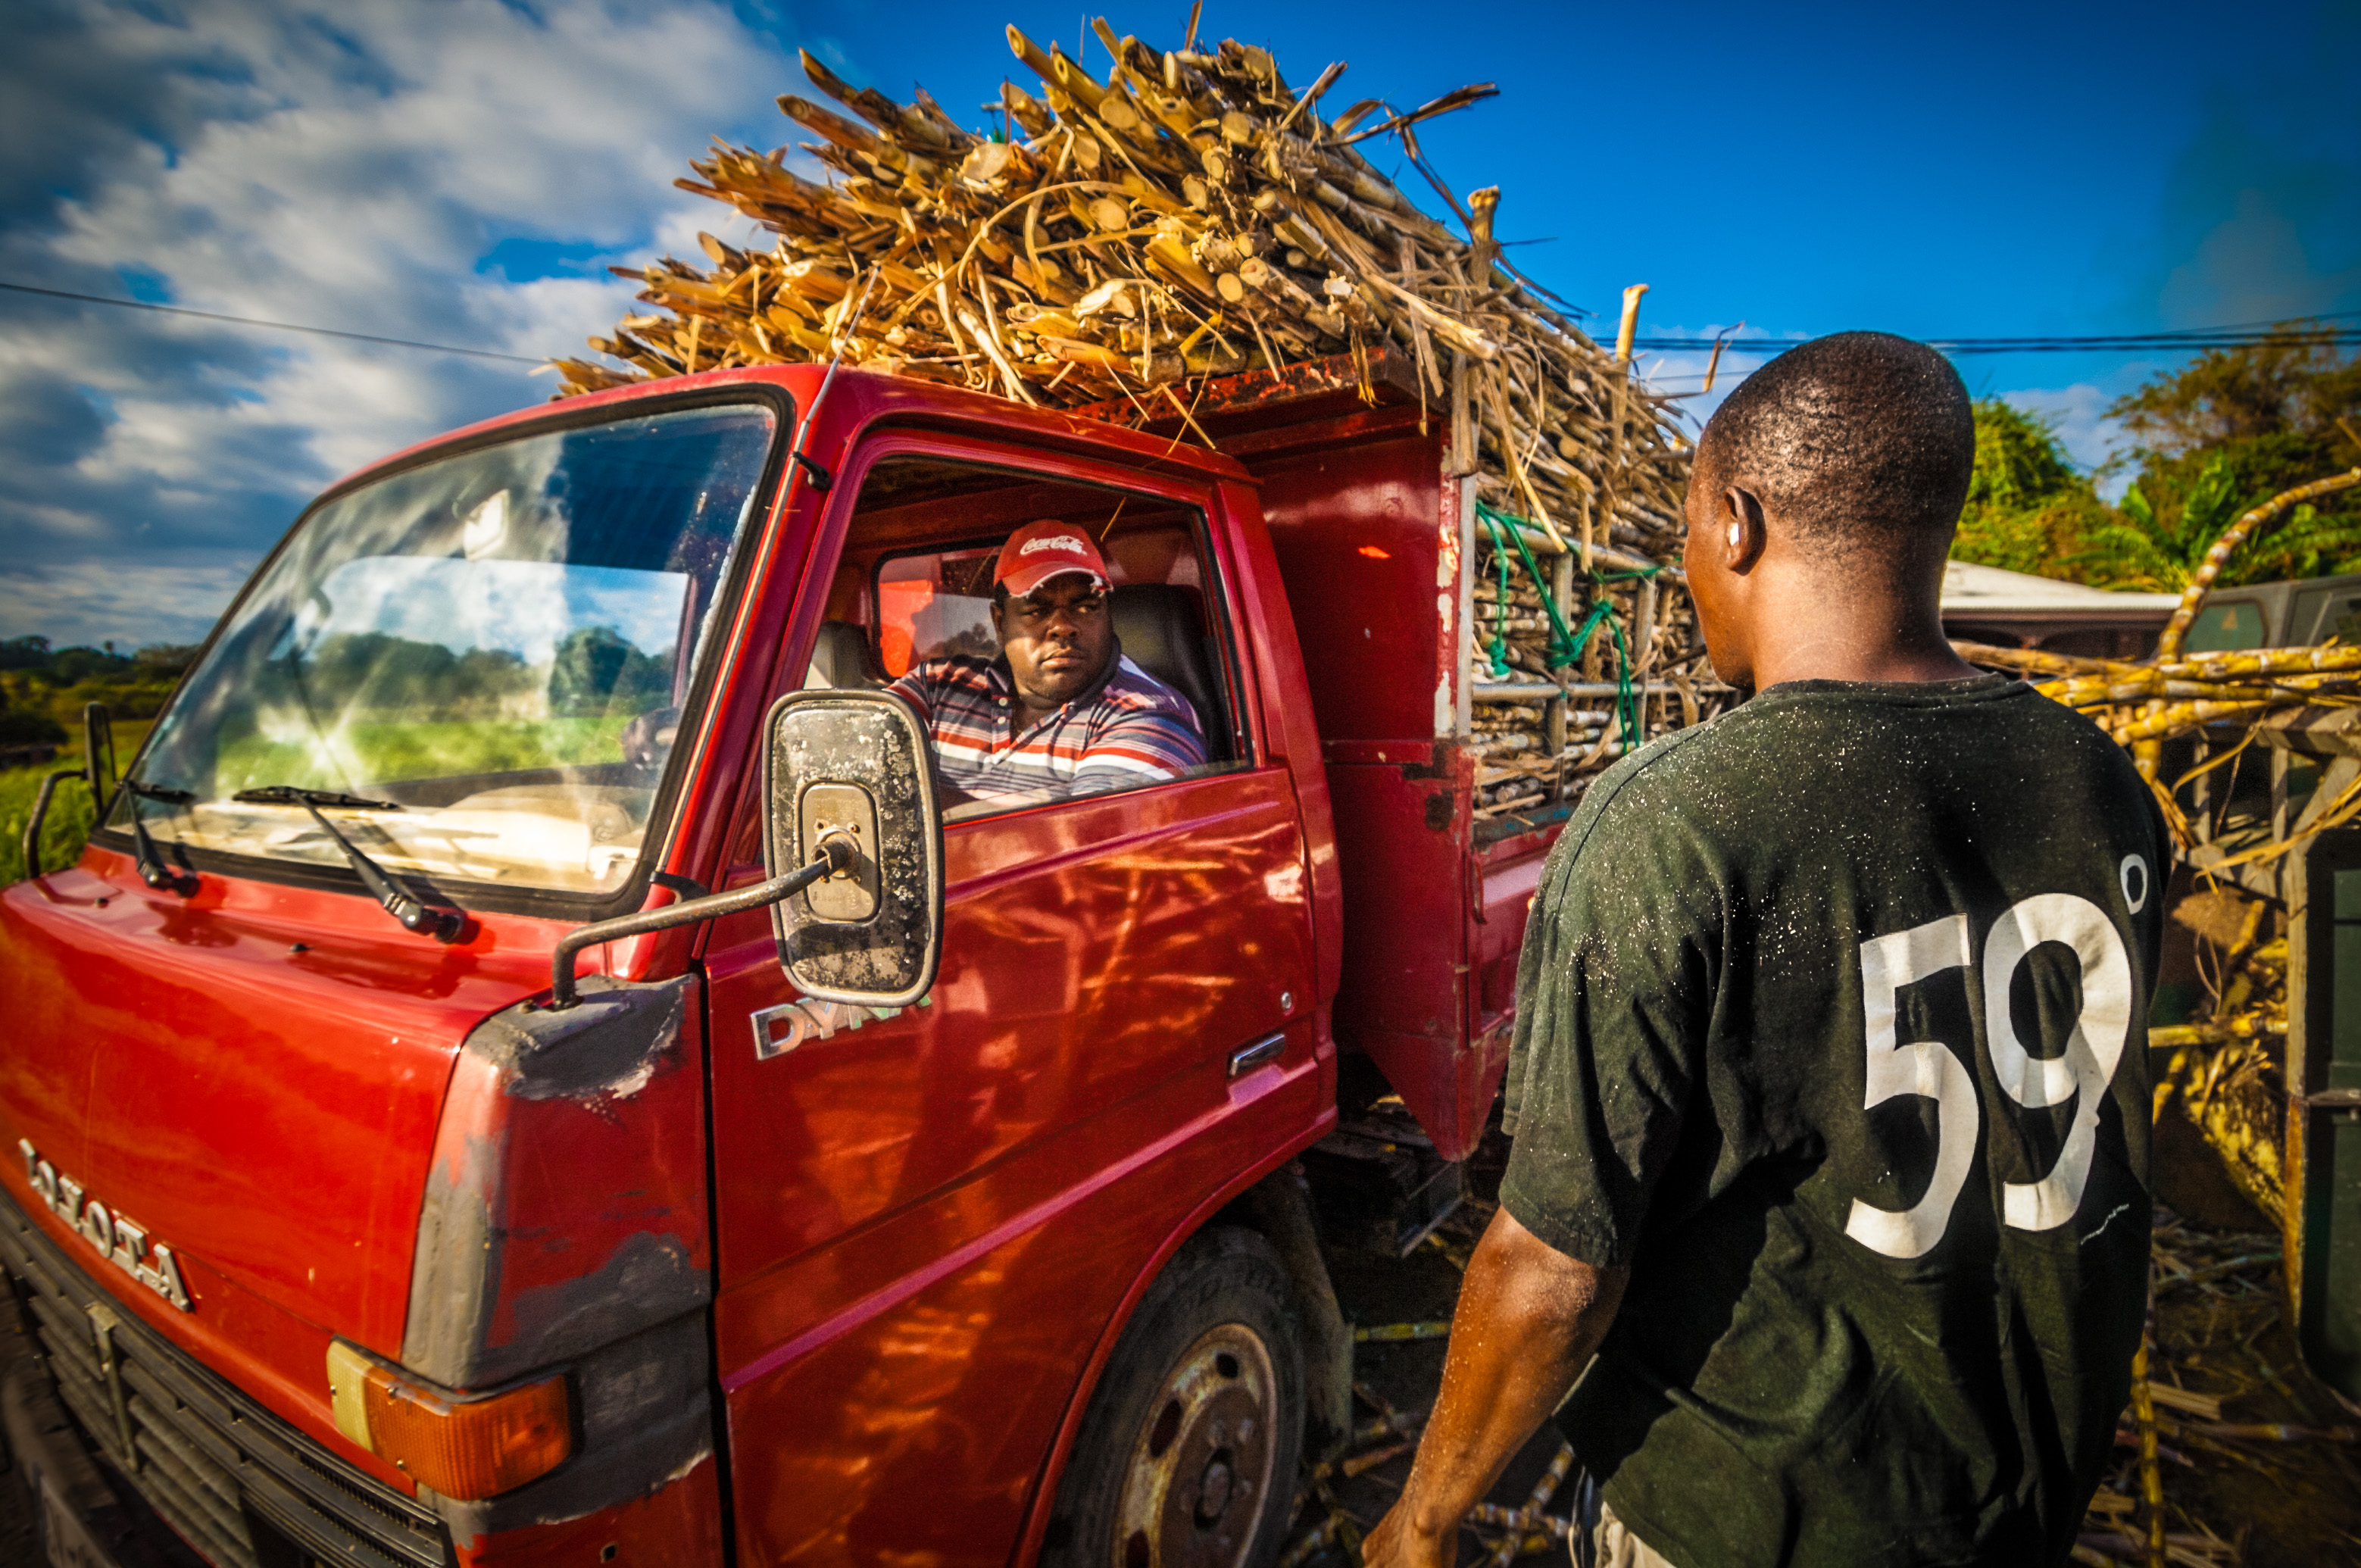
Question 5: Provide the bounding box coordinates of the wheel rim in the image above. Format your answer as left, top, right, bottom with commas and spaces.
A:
1111, 1323, 1279, 1568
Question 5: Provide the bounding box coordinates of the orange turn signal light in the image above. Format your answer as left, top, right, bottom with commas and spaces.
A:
326, 1341, 570, 1500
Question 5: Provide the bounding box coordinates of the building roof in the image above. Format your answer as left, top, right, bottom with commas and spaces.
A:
1940, 559, 2181, 620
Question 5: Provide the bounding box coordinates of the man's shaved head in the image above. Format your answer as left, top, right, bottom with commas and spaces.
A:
1696, 332, 1973, 565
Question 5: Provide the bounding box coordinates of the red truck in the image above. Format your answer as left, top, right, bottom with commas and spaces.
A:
1, 351, 1585, 1568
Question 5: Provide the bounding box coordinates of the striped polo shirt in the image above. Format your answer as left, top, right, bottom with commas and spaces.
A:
888, 644, 1207, 803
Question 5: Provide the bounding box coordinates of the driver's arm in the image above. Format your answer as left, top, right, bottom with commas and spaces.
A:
882, 661, 983, 807
1066, 687, 1207, 795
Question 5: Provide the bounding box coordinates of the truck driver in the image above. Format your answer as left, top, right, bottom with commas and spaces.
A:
887, 520, 1205, 805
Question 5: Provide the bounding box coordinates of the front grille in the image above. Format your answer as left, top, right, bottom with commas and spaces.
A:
0, 1193, 452, 1568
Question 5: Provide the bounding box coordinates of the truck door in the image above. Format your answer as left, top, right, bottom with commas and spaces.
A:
699, 438, 1322, 1566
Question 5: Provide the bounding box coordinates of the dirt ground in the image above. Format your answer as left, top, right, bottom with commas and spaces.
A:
1279, 1126, 2361, 1568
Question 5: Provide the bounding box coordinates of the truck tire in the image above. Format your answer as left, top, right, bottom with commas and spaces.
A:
1041, 1226, 1305, 1568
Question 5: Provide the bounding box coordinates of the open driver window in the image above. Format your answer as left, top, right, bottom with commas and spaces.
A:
807, 454, 1247, 822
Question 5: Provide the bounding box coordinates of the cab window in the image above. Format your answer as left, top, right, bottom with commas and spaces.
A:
807, 454, 1247, 823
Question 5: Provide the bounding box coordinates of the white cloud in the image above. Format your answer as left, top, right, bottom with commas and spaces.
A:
295, 554, 688, 666
0, 0, 798, 648
0, 560, 259, 650
1991, 383, 2130, 484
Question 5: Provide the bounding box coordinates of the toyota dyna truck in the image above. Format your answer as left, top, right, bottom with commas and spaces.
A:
0, 349, 1589, 1568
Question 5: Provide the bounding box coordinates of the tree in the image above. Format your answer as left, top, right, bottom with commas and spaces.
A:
2100, 323, 2361, 580
2110, 325, 2361, 453
1950, 399, 2108, 579
0, 699, 65, 748
2069, 454, 2361, 592
296, 632, 458, 711
548, 627, 670, 717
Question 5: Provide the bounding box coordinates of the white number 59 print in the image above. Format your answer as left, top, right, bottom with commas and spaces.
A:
1843, 889, 2138, 1260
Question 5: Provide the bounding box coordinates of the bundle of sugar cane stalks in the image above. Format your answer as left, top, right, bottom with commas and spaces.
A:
1956, 464, 2361, 1228
550, 10, 1706, 807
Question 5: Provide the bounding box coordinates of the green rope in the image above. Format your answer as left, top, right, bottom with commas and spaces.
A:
1473, 499, 1663, 751
1485, 519, 1513, 679
1475, 501, 1582, 668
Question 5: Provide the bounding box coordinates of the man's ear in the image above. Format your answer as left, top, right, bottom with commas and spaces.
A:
1722, 486, 1767, 574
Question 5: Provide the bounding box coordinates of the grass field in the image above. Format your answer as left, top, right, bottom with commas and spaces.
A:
214, 716, 623, 789
0, 761, 99, 884
0, 721, 151, 884
0, 722, 155, 882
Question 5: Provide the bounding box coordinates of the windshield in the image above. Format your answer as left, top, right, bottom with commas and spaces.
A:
116, 401, 777, 899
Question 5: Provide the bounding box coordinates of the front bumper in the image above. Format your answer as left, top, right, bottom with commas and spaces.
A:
0, 1192, 451, 1568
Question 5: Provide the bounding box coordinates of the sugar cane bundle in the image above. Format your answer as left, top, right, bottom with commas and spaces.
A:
554, 17, 1689, 543
1953, 468, 2361, 1229
1953, 470, 2361, 860
551, 14, 1705, 808
2146, 886, 2289, 1221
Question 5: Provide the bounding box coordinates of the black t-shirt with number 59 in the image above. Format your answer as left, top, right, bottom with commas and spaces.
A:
1499, 673, 2167, 1568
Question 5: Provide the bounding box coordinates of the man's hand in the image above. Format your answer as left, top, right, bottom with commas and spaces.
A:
1361, 1207, 1627, 1568
1360, 1504, 1457, 1568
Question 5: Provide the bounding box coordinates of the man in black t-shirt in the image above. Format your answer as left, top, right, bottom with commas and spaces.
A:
1366, 333, 2166, 1568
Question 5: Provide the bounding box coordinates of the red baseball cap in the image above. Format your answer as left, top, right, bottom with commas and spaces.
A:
995, 519, 1111, 600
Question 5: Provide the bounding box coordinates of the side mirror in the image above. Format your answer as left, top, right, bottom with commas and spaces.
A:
83, 702, 116, 801
764, 689, 943, 1007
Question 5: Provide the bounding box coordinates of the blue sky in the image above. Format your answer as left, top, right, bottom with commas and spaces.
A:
2, 0, 2354, 648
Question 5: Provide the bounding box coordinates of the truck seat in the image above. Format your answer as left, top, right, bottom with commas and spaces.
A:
1111, 584, 1226, 760
805, 620, 885, 689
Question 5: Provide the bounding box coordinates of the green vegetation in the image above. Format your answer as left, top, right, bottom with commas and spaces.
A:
214, 717, 624, 791
0, 760, 99, 886
1950, 400, 2110, 579
1, 636, 197, 740
1951, 324, 2361, 590
2074, 455, 2356, 592
2109, 326, 2361, 564
548, 627, 673, 717
0, 637, 191, 880
289, 633, 542, 714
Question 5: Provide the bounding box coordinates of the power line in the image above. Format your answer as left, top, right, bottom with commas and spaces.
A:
7, 275, 2354, 374
1626, 320, 2361, 358
0, 281, 545, 367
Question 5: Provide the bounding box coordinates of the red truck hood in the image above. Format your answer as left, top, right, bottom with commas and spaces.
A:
0, 848, 551, 1422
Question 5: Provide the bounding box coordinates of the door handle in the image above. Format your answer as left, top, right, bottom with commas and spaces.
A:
1228, 1032, 1286, 1078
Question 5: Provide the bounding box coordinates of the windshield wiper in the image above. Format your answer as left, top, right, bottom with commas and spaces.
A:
231, 786, 468, 943
233, 785, 405, 812
123, 779, 196, 894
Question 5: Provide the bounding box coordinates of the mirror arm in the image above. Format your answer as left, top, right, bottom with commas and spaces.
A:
21, 770, 85, 881
23, 703, 115, 881
548, 836, 853, 1010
